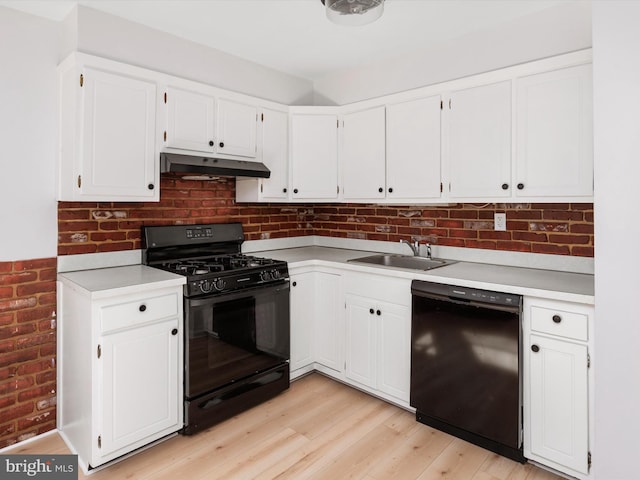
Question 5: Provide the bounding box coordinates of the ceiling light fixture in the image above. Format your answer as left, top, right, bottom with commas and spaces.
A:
321, 0, 385, 26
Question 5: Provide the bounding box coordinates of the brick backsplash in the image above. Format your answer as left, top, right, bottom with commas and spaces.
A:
0, 258, 57, 448
58, 173, 594, 257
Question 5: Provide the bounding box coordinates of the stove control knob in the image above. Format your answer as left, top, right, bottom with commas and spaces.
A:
261, 271, 272, 282
271, 269, 281, 280
213, 278, 226, 291
200, 280, 212, 294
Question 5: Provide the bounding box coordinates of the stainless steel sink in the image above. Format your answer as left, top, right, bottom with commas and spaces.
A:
348, 254, 456, 271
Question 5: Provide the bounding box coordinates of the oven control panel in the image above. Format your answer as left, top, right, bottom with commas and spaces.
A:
188, 266, 289, 297
186, 228, 213, 239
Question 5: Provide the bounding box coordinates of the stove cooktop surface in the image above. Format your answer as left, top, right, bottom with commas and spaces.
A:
142, 223, 288, 297
159, 254, 282, 277
154, 253, 289, 297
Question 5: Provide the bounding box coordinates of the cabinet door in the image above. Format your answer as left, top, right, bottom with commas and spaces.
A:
344, 294, 376, 389
448, 81, 512, 199
216, 98, 258, 158
289, 272, 315, 372
291, 114, 339, 199
260, 108, 289, 199
165, 86, 215, 153
387, 96, 442, 199
313, 272, 343, 372
516, 64, 593, 198
80, 67, 156, 199
98, 318, 179, 459
377, 301, 411, 402
527, 334, 589, 475
342, 106, 386, 200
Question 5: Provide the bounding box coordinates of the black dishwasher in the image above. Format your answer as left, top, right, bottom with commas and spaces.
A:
410, 280, 525, 462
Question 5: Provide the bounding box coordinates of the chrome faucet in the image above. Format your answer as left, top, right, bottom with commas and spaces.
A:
425, 243, 432, 260
400, 239, 420, 256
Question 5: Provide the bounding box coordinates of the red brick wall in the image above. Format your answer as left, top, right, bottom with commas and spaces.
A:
0, 258, 57, 448
58, 173, 594, 257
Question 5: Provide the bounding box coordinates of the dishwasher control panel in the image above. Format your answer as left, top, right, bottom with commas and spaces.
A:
411, 280, 522, 308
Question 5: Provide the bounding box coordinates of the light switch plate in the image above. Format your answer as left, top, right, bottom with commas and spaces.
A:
494, 213, 507, 231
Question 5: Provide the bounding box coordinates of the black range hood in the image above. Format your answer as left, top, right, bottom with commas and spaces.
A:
160, 152, 270, 178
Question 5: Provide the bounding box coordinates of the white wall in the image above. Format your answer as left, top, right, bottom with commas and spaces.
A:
0, 7, 59, 261
0, 4, 314, 262
71, 6, 314, 106
592, 2, 640, 479
313, 2, 592, 105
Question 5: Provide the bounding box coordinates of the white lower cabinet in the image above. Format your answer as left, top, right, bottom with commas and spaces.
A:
289, 267, 410, 407
99, 317, 180, 458
524, 297, 593, 478
289, 268, 342, 379
290, 271, 315, 374
344, 273, 411, 405
344, 294, 377, 388
58, 267, 184, 472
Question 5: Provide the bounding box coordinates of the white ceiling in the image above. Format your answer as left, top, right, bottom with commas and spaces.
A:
0, 0, 591, 81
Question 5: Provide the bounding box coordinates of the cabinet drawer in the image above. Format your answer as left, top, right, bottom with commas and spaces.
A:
100, 292, 180, 333
345, 273, 411, 306
530, 304, 588, 341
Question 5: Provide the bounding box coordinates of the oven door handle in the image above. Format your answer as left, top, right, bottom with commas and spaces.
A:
186, 281, 289, 307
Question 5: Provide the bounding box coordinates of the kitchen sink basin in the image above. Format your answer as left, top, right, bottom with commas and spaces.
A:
348, 254, 456, 271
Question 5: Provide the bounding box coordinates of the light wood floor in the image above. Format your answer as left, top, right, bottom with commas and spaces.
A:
6, 373, 563, 479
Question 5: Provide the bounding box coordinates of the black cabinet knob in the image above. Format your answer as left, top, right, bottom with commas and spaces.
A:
293, 188, 299, 194
171, 328, 178, 336
139, 304, 147, 312
517, 183, 525, 190
292, 281, 297, 287
531, 345, 540, 353
388, 188, 393, 193
209, 140, 214, 147
376, 310, 381, 316
378, 187, 383, 193
552, 314, 562, 323
501, 183, 509, 190
219, 142, 224, 148
148, 184, 154, 190
369, 308, 374, 315
283, 188, 287, 193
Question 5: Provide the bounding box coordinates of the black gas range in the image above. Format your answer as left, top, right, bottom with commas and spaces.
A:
143, 223, 289, 297
143, 223, 290, 435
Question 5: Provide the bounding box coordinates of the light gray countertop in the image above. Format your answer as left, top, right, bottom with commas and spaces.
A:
58, 264, 186, 299
254, 246, 595, 305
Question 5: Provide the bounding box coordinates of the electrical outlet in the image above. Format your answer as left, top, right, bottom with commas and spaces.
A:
494, 213, 507, 231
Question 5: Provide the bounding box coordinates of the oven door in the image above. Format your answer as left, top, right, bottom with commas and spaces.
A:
184, 281, 290, 399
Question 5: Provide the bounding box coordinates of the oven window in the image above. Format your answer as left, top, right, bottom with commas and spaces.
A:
185, 284, 290, 399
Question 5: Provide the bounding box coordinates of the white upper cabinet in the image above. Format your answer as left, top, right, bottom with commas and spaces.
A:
216, 98, 258, 158
235, 107, 289, 202
58, 54, 158, 202
290, 111, 339, 200
447, 80, 512, 199
259, 108, 289, 199
163, 86, 257, 158
342, 106, 386, 200
386, 95, 442, 200
515, 64, 593, 199
59, 50, 592, 205
165, 87, 215, 153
